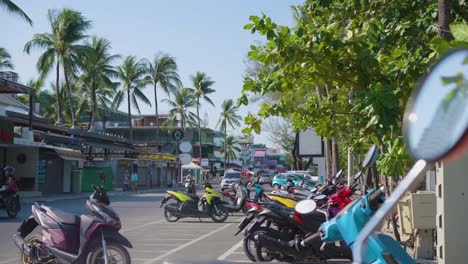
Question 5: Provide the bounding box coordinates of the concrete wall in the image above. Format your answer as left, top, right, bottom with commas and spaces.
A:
2, 147, 39, 191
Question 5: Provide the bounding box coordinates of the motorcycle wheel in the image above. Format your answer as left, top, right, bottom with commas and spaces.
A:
86, 240, 131, 264
210, 204, 228, 223
21, 234, 44, 264
163, 198, 180, 222
242, 227, 272, 262
253, 230, 274, 262
6, 197, 20, 218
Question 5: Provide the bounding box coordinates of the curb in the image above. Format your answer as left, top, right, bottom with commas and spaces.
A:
20, 186, 185, 205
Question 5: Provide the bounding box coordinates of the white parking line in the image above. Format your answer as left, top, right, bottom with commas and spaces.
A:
121, 219, 166, 233
0, 258, 16, 264
143, 223, 233, 264
134, 243, 181, 246
217, 240, 243, 260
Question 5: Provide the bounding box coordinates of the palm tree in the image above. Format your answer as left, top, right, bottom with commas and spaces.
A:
220, 136, 241, 164
0, 47, 13, 70
189, 72, 215, 159
162, 88, 198, 131
77, 36, 119, 131
0, 0, 32, 25
24, 9, 92, 126
217, 99, 242, 171
113, 56, 151, 141
145, 53, 182, 138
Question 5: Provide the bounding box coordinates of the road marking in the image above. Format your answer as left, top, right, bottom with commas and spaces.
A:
130, 250, 169, 253
136, 238, 193, 241
133, 243, 181, 246
121, 219, 166, 233
143, 223, 233, 264
217, 240, 243, 260
0, 258, 17, 264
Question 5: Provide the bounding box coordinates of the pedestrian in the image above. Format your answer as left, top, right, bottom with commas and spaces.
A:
99, 170, 106, 187
123, 170, 130, 191
131, 171, 139, 192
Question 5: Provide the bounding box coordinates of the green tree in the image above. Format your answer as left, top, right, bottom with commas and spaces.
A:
162, 88, 198, 131
113, 56, 151, 141
189, 72, 215, 158
220, 135, 241, 164
0, 0, 32, 25
0, 47, 13, 70
217, 99, 242, 171
145, 53, 182, 139
24, 9, 92, 127
77, 36, 119, 131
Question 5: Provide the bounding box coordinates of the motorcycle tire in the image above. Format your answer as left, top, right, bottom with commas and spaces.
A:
86, 239, 131, 264
210, 203, 228, 223
163, 198, 180, 222
6, 197, 20, 218
242, 227, 273, 262
21, 234, 44, 264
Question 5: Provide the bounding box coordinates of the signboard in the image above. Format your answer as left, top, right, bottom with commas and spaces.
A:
163, 142, 175, 153
179, 153, 192, 165
0, 120, 14, 144
179, 142, 193, 153
298, 127, 324, 157
201, 158, 209, 167
172, 129, 184, 141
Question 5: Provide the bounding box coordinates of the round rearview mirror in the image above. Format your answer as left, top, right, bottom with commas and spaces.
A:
404, 49, 468, 162
314, 194, 327, 201
295, 199, 317, 215
362, 145, 378, 168
353, 171, 363, 182
334, 169, 344, 180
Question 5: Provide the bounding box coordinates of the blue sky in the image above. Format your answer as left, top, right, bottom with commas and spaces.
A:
1, 0, 303, 147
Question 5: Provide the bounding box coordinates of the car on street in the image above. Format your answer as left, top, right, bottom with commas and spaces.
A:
220, 170, 245, 191
259, 173, 273, 185
272, 173, 304, 188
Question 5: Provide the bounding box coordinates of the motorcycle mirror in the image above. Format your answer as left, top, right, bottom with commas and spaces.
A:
333, 169, 344, 180
403, 49, 468, 162
353, 171, 362, 182
361, 145, 378, 169
313, 194, 327, 200
295, 199, 317, 215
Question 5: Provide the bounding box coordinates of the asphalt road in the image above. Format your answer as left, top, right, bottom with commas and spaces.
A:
0, 187, 350, 264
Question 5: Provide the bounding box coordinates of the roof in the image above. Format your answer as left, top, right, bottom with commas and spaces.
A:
254, 150, 266, 158
181, 162, 203, 169
0, 78, 31, 94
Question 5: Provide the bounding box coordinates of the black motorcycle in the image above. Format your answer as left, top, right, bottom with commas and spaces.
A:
0, 192, 20, 218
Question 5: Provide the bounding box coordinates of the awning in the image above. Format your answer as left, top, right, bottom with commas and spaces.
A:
58, 155, 84, 162
0, 78, 32, 94
48, 146, 84, 162
254, 150, 266, 158
84, 141, 136, 152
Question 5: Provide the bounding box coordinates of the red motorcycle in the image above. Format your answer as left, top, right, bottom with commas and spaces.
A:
14, 185, 132, 264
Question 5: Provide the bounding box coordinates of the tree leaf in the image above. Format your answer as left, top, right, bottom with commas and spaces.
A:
450, 23, 468, 42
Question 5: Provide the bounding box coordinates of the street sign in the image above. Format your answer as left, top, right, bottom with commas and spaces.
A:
179, 153, 192, 165
179, 141, 193, 153
172, 129, 184, 141
201, 158, 209, 167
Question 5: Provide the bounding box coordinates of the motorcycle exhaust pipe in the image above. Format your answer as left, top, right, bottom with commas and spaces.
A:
13, 234, 35, 257
255, 233, 298, 256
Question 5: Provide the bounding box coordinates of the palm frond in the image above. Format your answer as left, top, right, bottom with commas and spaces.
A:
0, 0, 33, 25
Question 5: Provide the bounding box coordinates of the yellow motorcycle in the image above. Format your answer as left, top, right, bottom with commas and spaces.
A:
160, 183, 229, 223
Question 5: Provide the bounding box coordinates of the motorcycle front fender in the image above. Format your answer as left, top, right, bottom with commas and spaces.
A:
101, 228, 133, 248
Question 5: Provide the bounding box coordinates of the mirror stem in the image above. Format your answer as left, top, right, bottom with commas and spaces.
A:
352, 160, 428, 264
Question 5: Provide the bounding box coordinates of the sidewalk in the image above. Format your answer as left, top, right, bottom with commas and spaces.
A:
20, 185, 184, 205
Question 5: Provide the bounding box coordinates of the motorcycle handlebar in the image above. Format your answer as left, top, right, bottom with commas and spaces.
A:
301, 231, 322, 246
369, 186, 386, 208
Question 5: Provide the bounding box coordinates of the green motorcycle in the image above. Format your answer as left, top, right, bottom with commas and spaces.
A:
160, 183, 229, 223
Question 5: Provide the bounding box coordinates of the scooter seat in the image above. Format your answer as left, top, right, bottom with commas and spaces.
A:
42, 205, 79, 224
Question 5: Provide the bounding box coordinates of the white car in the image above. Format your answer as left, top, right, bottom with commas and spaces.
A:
220, 171, 243, 191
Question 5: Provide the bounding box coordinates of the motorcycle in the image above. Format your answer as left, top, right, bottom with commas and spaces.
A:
0, 191, 20, 218
222, 183, 249, 214
184, 178, 195, 194
160, 183, 229, 223
14, 185, 132, 264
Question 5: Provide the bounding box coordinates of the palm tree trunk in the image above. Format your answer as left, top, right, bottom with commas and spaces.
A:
154, 82, 160, 141
63, 70, 77, 128
224, 123, 227, 172
197, 99, 202, 159
89, 86, 97, 131
55, 61, 64, 125
127, 90, 133, 141
438, 0, 453, 40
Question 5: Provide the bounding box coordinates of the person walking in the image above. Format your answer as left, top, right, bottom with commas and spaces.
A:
123, 170, 130, 191
131, 170, 139, 192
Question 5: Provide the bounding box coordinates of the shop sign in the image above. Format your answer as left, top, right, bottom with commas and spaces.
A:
201, 158, 209, 167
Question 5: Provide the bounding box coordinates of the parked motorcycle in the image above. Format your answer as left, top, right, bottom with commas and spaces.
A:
222, 183, 249, 214
14, 185, 132, 264
160, 183, 229, 223
184, 178, 196, 194
0, 192, 20, 218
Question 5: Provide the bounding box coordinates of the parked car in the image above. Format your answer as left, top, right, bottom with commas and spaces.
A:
272, 173, 303, 188
259, 173, 273, 185
220, 170, 246, 191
